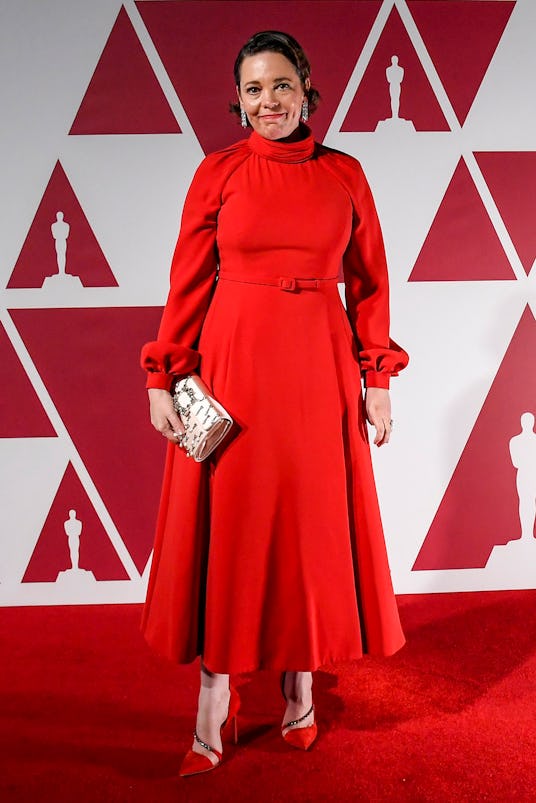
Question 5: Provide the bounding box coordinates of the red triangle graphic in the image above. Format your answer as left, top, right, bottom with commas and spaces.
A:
409, 158, 515, 281
137, 0, 381, 153
341, 7, 449, 132
7, 162, 118, 289
23, 463, 129, 582
413, 306, 536, 570
70, 6, 180, 135
0, 322, 55, 437
11, 307, 167, 573
407, 1, 515, 126
475, 152, 536, 277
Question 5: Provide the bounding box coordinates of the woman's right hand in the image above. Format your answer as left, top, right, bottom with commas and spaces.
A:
148, 388, 185, 443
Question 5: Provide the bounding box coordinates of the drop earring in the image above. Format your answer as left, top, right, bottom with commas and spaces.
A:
301, 98, 309, 122
240, 107, 248, 128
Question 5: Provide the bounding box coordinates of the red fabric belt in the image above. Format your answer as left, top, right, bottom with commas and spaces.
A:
218, 271, 339, 292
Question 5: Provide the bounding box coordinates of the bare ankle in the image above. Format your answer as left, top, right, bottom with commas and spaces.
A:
283, 671, 313, 704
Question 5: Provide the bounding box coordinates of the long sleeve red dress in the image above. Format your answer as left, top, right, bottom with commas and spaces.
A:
140, 126, 409, 674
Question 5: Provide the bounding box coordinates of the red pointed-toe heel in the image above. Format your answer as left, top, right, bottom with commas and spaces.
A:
280, 672, 318, 751
179, 685, 240, 777
281, 709, 318, 751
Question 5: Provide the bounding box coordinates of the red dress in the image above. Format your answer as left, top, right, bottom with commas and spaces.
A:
140, 127, 408, 674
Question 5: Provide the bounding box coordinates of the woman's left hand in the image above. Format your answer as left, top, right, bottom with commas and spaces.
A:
365, 387, 392, 447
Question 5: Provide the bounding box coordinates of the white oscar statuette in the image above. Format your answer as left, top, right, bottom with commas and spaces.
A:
56, 509, 97, 587
486, 412, 536, 576
375, 56, 416, 133
42, 211, 83, 289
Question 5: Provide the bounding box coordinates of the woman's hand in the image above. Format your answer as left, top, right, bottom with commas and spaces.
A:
365, 387, 392, 447
148, 388, 185, 443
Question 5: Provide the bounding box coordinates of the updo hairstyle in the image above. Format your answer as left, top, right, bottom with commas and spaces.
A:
230, 30, 320, 123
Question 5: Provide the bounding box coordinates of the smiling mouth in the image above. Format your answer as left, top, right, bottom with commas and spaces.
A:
259, 113, 286, 120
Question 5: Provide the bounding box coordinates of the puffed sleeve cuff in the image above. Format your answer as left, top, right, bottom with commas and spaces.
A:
360, 339, 409, 389
364, 371, 391, 389
140, 341, 200, 391
145, 372, 174, 391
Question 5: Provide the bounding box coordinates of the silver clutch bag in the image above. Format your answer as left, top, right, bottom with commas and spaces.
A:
172, 374, 233, 461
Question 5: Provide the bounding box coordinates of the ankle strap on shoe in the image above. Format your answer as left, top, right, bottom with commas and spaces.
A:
283, 703, 314, 729
193, 730, 222, 761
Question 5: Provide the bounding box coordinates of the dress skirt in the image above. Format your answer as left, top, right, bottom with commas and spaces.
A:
142, 275, 405, 674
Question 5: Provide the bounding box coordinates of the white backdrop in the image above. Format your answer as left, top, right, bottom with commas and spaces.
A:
1, 0, 535, 607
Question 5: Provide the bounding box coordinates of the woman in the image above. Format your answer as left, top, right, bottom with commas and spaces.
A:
141, 30, 408, 776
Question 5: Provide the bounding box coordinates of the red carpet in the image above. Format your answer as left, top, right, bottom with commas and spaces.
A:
2, 591, 536, 801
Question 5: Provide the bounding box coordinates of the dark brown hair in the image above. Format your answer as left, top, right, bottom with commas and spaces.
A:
230, 30, 320, 123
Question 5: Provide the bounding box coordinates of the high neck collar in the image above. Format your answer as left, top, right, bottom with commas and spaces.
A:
247, 125, 315, 163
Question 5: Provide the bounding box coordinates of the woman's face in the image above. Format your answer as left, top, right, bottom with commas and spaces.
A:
237, 51, 309, 141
